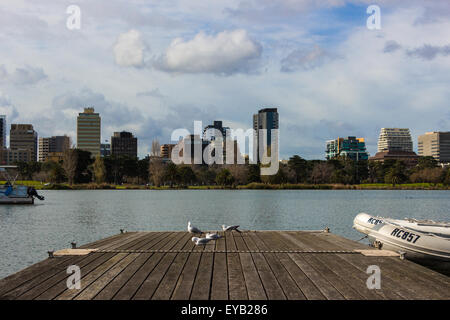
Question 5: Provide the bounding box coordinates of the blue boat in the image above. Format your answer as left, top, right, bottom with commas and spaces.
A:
0, 166, 44, 204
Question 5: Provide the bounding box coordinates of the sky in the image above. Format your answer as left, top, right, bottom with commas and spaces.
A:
0, 0, 449, 160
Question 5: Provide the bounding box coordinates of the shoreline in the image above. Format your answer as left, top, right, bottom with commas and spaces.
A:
3, 181, 449, 190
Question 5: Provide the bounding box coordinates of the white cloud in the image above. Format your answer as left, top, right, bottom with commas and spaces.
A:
0, 92, 18, 122
0, 65, 47, 85
155, 29, 262, 75
113, 29, 147, 67
280, 45, 335, 72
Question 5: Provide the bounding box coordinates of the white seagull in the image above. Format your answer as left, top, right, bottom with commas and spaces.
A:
191, 237, 212, 245
188, 221, 202, 234
205, 233, 222, 240
222, 225, 241, 233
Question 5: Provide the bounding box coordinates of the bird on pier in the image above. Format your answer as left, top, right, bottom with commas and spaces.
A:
205, 233, 222, 240
191, 237, 212, 245
188, 221, 202, 234
222, 225, 241, 232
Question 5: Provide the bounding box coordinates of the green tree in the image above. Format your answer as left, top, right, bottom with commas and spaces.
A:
215, 168, 234, 186
164, 162, 179, 187
417, 156, 438, 170
385, 161, 408, 186
62, 149, 78, 185
247, 164, 261, 183
93, 155, 106, 184
288, 155, 307, 183
42, 160, 65, 183
178, 166, 196, 186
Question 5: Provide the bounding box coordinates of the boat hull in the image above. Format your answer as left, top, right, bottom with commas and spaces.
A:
353, 213, 450, 265
0, 196, 34, 204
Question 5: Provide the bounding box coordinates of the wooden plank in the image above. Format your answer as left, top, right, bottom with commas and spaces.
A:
113, 232, 183, 300
132, 233, 191, 300
210, 231, 228, 300
170, 252, 202, 300
286, 231, 441, 299
0, 256, 75, 297
28, 232, 163, 300
251, 232, 305, 300
40, 233, 172, 300
226, 231, 248, 300
56, 253, 129, 300
234, 233, 266, 300
277, 232, 385, 300
151, 234, 196, 300
78, 232, 135, 249
16, 252, 112, 300
93, 232, 169, 300
3, 254, 99, 300
189, 238, 215, 300
74, 253, 140, 300
287, 233, 404, 300
241, 232, 286, 300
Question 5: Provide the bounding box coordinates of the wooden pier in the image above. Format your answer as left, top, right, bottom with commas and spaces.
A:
0, 230, 449, 300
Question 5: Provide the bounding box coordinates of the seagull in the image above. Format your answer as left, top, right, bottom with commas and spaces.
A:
205, 233, 222, 240
188, 221, 202, 234
222, 225, 241, 233
191, 237, 212, 245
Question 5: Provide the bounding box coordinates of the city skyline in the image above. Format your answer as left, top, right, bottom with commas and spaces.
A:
0, 1, 449, 159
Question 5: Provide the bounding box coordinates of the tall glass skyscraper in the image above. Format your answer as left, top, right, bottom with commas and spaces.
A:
253, 108, 279, 163
77, 107, 101, 157
0, 115, 6, 148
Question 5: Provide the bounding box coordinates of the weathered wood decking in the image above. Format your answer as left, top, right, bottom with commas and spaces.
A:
0, 230, 449, 300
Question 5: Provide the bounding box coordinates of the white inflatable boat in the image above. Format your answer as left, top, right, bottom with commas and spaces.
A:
353, 213, 450, 267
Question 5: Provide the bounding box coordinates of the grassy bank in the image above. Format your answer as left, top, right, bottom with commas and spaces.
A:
3, 181, 448, 190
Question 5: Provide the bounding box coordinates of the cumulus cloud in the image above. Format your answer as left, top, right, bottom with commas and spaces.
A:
136, 88, 166, 99
154, 29, 262, 75
383, 40, 402, 53
406, 44, 450, 60
113, 29, 147, 67
280, 45, 334, 72
0, 65, 47, 85
0, 92, 19, 122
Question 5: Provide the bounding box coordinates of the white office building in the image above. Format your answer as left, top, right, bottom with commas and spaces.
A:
377, 128, 413, 153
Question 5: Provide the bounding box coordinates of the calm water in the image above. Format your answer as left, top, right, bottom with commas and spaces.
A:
0, 189, 449, 279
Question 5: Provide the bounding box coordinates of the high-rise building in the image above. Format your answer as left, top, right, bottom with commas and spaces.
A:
418, 131, 450, 164
77, 107, 101, 157
370, 128, 418, 166
253, 108, 279, 163
377, 128, 413, 152
326, 136, 369, 161
100, 142, 111, 157
203, 121, 230, 141
0, 115, 6, 148
176, 134, 209, 164
160, 144, 176, 159
203, 120, 233, 163
10, 124, 38, 162
111, 131, 137, 158
38, 136, 70, 162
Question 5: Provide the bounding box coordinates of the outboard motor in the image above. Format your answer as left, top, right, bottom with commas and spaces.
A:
27, 187, 45, 201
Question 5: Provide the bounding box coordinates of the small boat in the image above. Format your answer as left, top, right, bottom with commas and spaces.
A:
0, 166, 44, 205
353, 212, 450, 271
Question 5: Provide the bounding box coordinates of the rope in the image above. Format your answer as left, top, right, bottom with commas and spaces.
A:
94, 249, 359, 254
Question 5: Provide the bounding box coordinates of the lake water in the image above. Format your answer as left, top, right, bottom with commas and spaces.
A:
0, 189, 449, 279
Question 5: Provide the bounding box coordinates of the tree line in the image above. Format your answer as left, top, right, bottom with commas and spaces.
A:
10, 149, 450, 187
